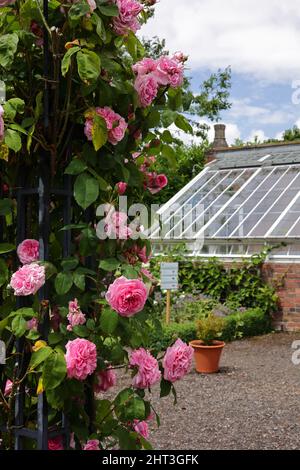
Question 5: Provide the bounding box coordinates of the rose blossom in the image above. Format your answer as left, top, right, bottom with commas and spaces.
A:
67, 298, 86, 331
87, 0, 96, 12
9, 264, 45, 296
163, 339, 193, 383
104, 211, 132, 240
97, 107, 127, 145
4, 379, 13, 396
17, 239, 39, 264
94, 368, 117, 393
65, 338, 97, 381
105, 276, 148, 317
133, 419, 149, 439
134, 74, 158, 108
132, 57, 156, 76
112, 0, 143, 36
84, 107, 127, 145
129, 348, 161, 389
154, 56, 184, 88
27, 317, 38, 330
116, 181, 127, 195
145, 172, 168, 194
0, 105, 4, 141
48, 436, 64, 450
83, 439, 100, 450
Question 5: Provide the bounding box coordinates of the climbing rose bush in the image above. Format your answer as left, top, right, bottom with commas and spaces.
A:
0, 0, 199, 451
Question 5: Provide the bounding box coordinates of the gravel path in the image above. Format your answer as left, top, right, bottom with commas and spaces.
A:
147, 332, 300, 450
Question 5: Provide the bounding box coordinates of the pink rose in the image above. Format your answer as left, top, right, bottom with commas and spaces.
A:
0, 105, 4, 141
129, 348, 161, 389
9, 263, 45, 296
163, 339, 193, 383
96, 107, 127, 145
87, 0, 96, 12
0, 0, 15, 6
112, 0, 143, 35
104, 211, 132, 240
116, 181, 127, 195
83, 439, 100, 450
27, 317, 38, 330
65, 338, 97, 381
94, 368, 117, 393
4, 379, 13, 397
173, 51, 188, 63
67, 298, 86, 331
145, 172, 168, 194
105, 276, 148, 317
17, 239, 39, 264
132, 58, 157, 75
154, 56, 184, 88
48, 436, 64, 450
133, 419, 149, 439
84, 107, 127, 146
134, 74, 158, 108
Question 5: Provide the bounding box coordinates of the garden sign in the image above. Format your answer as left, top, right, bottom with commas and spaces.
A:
160, 262, 179, 324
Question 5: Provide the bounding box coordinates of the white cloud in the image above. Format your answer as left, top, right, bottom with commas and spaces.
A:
169, 120, 240, 146
247, 129, 269, 142
140, 0, 300, 82
228, 99, 295, 124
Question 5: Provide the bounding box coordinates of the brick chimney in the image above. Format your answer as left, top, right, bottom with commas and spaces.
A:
212, 124, 228, 149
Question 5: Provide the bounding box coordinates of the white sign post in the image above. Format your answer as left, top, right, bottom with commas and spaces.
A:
160, 262, 179, 324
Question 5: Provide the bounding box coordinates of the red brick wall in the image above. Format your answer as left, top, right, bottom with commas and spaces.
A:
222, 261, 300, 332
262, 263, 300, 332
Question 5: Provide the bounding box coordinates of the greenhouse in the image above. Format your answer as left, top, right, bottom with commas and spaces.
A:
151, 135, 300, 261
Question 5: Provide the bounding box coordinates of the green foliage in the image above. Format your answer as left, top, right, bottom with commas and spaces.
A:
149, 308, 272, 351
196, 314, 226, 345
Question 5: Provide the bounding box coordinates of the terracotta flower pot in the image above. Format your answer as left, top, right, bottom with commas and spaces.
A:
189, 340, 225, 374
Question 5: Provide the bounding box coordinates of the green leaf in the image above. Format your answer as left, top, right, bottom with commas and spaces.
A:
3, 98, 25, 121
61, 258, 79, 271
68, 2, 90, 22
100, 309, 119, 335
99, 258, 120, 271
72, 325, 89, 337
42, 350, 67, 390
76, 49, 101, 83
91, 114, 108, 151
0, 199, 12, 216
48, 332, 63, 346
74, 172, 99, 209
65, 158, 87, 175
11, 316, 27, 338
0, 259, 8, 287
92, 13, 107, 42
0, 33, 19, 68
4, 129, 22, 152
115, 390, 146, 421
60, 223, 88, 231
9, 124, 27, 135
0, 243, 15, 254
98, 4, 119, 16
61, 46, 80, 77
73, 272, 85, 291
29, 347, 53, 370
55, 272, 73, 295
160, 378, 172, 398
175, 114, 194, 134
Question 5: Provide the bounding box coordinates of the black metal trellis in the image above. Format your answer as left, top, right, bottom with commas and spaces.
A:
0, 0, 74, 450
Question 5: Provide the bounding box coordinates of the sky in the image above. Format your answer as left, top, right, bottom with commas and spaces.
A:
140, 0, 300, 145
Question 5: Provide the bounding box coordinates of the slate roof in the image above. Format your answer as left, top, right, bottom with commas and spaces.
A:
210, 142, 300, 170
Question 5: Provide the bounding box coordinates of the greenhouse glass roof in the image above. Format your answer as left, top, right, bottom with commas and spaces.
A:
150, 143, 300, 259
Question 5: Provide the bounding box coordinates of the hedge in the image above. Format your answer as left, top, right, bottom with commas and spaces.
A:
149, 308, 272, 350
